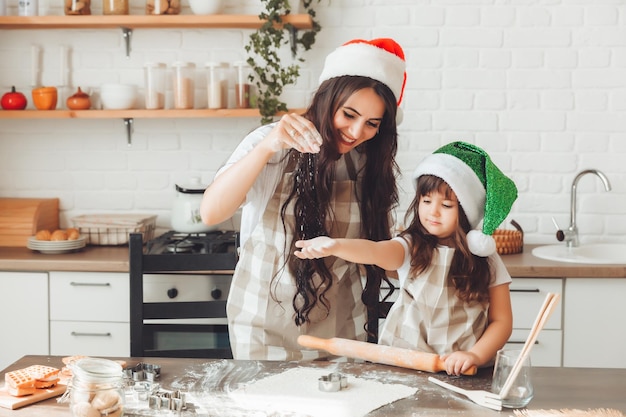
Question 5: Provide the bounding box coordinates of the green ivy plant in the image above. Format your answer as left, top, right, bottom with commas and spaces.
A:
246, 0, 322, 124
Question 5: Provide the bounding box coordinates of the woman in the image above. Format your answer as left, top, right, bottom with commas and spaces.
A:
201, 38, 407, 360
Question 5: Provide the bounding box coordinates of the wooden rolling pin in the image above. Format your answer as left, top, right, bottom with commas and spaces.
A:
297, 335, 477, 376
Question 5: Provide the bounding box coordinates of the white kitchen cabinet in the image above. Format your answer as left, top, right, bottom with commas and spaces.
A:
563, 278, 626, 368
0, 272, 49, 370
508, 278, 563, 367
49, 271, 129, 357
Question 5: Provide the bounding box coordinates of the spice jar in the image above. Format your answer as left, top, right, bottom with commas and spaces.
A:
103, 0, 128, 15
234, 61, 252, 109
65, 0, 91, 15
172, 61, 195, 109
144, 62, 167, 110
68, 358, 125, 417
205, 62, 229, 109
146, 0, 180, 15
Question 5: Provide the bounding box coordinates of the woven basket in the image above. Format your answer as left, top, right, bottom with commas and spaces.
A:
493, 220, 524, 255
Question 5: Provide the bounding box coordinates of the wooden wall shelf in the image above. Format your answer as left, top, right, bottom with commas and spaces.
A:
0, 108, 306, 120
0, 14, 313, 30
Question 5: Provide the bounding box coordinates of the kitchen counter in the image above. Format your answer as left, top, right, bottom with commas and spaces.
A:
1, 355, 625, 416
1, 244, 626, 277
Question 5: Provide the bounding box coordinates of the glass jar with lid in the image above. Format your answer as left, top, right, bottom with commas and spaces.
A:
65, 0, 91, 15
146, 0, 180, 15
68, 358, 125, 417
103, 0, 128, 15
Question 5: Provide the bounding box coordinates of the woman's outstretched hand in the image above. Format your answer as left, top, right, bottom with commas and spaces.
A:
294, 236, 336, 259
264, 113, 323, 154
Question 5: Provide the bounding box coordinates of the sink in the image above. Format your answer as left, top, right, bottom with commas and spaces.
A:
532, 243, 626, 264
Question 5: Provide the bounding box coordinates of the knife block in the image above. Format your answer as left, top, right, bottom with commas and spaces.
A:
0, 198, 60, 247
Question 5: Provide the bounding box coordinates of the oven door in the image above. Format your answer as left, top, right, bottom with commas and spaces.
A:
142, 318, 232, 359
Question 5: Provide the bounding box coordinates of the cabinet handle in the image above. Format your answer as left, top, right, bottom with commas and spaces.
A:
508, 340, 539, 345
71, 332, 112, 337
510, 288, 541, 293
70, 282, 111, 287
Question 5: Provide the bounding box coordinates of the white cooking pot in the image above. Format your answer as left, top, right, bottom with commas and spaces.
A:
171, 177, 217, 233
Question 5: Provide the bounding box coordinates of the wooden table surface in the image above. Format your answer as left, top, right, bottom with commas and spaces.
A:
1, 355, 625, 416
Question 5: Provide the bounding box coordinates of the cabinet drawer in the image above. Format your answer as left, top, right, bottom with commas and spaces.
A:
510, 278, 562, 330
505, 328, 562, 367
50, 272, 129, 322
50, 321, 129, 357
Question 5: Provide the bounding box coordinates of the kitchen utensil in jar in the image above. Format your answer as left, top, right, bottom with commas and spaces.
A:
171, 177, 217, 233
497, 292, 560, 401
429, 376, 502, 411
491, 349, 533, 408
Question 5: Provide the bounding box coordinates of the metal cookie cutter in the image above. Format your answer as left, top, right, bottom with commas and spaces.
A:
125, 362, 161, 382
149, 389, 187, 412
318, 372, 348, 392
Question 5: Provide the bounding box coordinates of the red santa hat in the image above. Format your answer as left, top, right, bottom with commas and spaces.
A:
318, 38, 407, 123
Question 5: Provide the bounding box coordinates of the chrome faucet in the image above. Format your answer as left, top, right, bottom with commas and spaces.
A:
559, 169, 611, 248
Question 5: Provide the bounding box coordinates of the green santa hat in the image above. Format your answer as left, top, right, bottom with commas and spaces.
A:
412, 141, 518, 257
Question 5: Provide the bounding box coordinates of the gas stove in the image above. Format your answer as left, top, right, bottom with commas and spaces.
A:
140, 230, 239, 272
146, 230, 239, 255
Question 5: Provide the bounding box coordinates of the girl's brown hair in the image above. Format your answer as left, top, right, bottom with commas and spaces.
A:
279, 75, 400, 335
401, 175, 492, 304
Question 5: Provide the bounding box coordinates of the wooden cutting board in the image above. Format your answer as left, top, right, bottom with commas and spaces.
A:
0, 383, 67, 410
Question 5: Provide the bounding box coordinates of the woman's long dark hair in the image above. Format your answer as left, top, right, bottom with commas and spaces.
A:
401, 175, 491, 304
278, 76, 400, 334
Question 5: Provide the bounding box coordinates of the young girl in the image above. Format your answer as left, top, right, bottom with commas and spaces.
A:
295, 141, 518, 375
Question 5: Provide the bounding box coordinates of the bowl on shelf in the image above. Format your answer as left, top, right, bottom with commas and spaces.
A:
100, 83, 137, 110
188, 0, 223, 15
31, 86, 58, 110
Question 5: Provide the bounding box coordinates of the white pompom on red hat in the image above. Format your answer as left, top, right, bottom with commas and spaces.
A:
318, 38, 407, 123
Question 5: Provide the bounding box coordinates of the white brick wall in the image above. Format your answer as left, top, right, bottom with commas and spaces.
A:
1, 0, 625, 245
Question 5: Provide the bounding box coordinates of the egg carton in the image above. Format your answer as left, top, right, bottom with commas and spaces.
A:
72, 214, 157, 246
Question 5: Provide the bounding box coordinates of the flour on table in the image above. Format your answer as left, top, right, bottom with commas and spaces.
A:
228, 367, 417, 417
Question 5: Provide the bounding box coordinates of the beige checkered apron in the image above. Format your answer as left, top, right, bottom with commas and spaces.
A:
379, 246, 488, 355
227, 154, 367, 360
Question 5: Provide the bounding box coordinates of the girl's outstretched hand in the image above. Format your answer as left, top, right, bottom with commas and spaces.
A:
294, 236, 336, 259
440, 351, 481, 376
